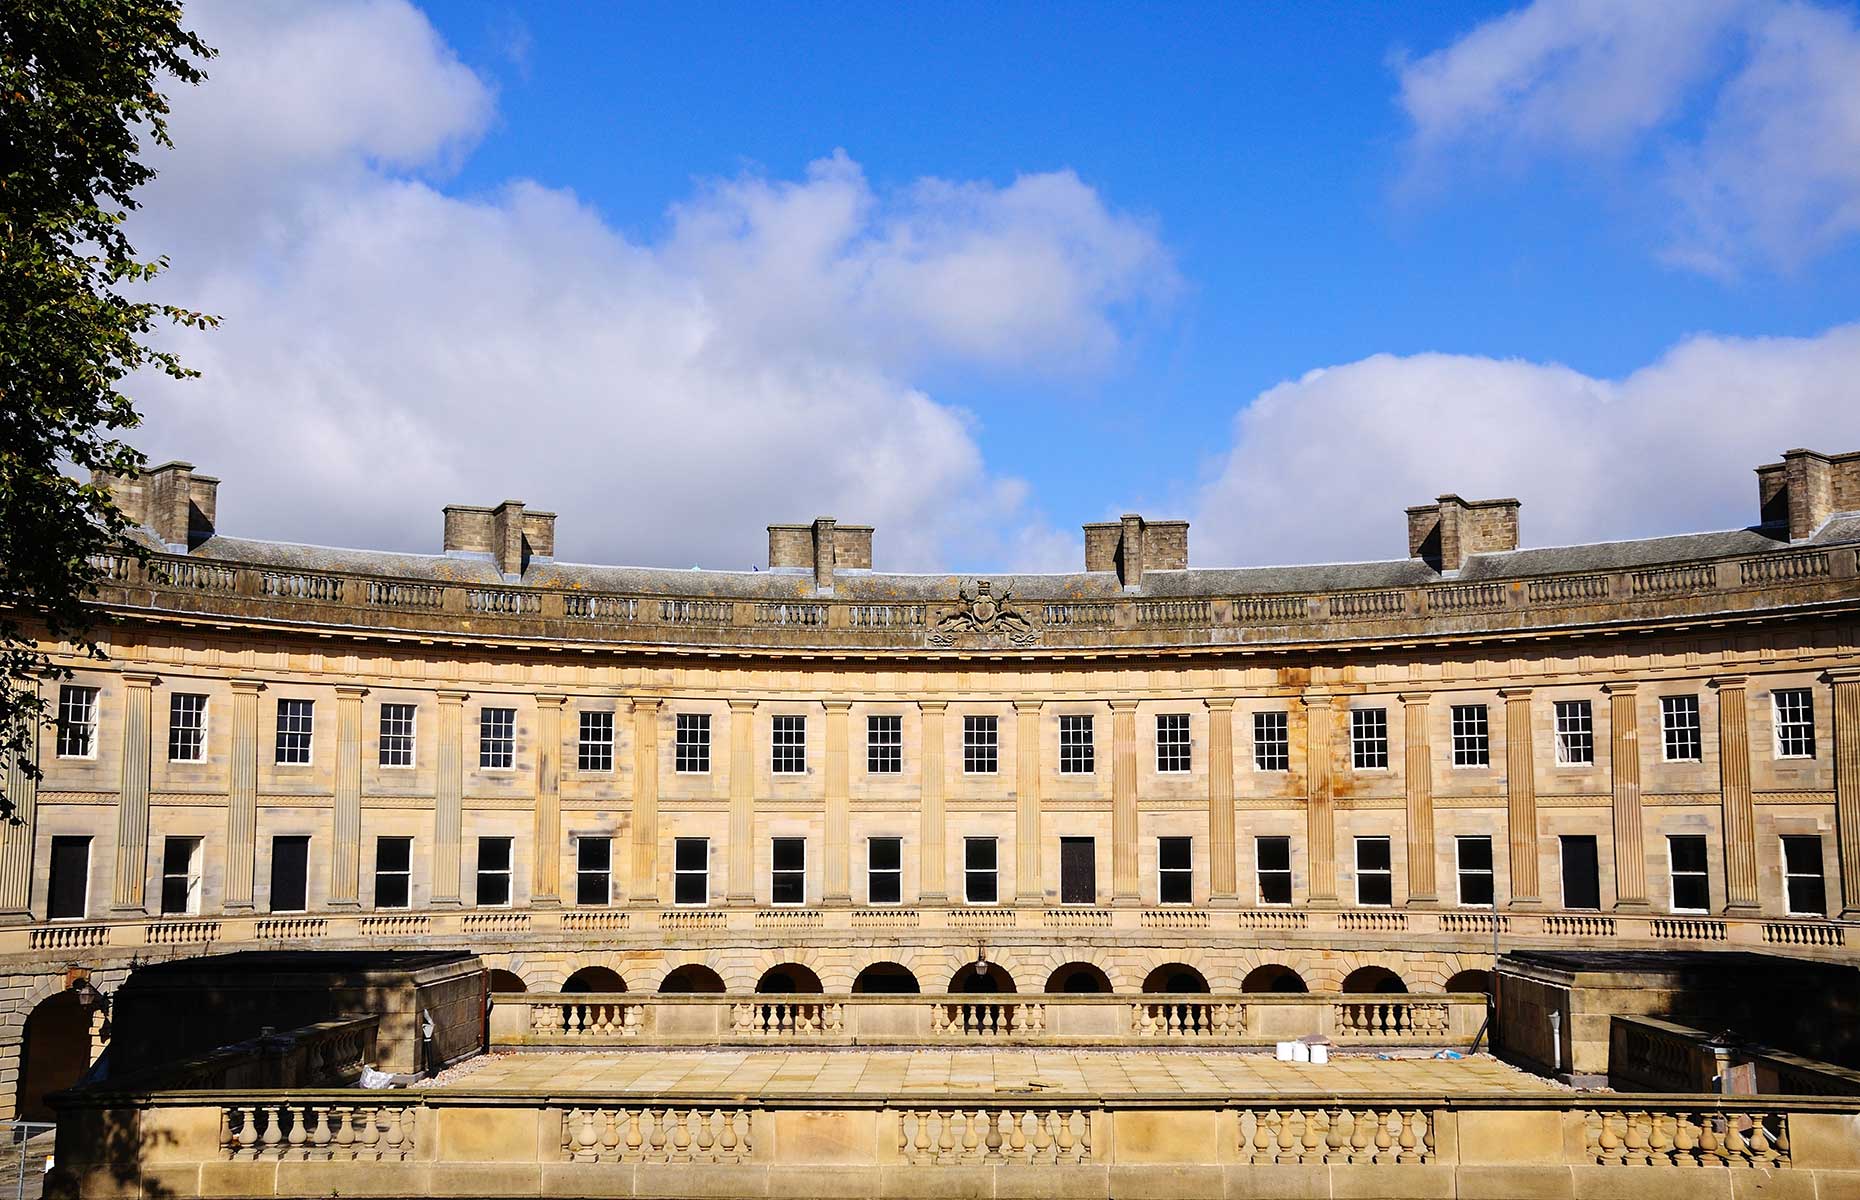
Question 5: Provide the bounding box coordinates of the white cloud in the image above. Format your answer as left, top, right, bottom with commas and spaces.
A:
1192, 323, 1860, 567
1396, 0, 1860, 274
127, 0, 1173, 572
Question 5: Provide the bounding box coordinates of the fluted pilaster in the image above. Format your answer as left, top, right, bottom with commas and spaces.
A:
1713, 677, 1758, 914
1302, 693, 1337, 906
432, 689, 468, 906
329, 685, 367, 907
1606, 684, 1648, 911
532, 695, 566, 907
1400, 693, 1436, 905
1207, 698, 1237, 904
1831, 671, 1860, 917
628, 698, 663, 906
918, 701, 948, 903
224, 681, 263, 912
824, 700, 852, 905
112, 673, 158, 912
1502, 689, 1540, 906
0, 684, 40, 922
1111, 700, 1140, 904
1015, 700, 1043, 904
728, 699, 757, 903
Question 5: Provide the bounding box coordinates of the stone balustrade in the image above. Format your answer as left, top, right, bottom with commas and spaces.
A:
47, 1091, 1860, 1198
6, 906, 1847, 964
1610, 1015, 1860, 1096
491, 992, 1487, 1048
83, 540, 1860, 655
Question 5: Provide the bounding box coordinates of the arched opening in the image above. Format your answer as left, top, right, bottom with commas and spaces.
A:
562, 966, 625, 994
949, 963, 1016, 994
1045, 963, 1113, 994
1444, 969, 1493, 996
851, 962, 920, 994
17, 991, 92, 1122
1342, 966, 1407, 995
1142, 963, 1210, 994
1241, 964, 1308, 994
659, 964, 727, 994
755, 963, 823, 994
487, 970, 528, 994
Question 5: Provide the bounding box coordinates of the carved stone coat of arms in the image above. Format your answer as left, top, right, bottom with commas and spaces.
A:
928, 579, 1040, 648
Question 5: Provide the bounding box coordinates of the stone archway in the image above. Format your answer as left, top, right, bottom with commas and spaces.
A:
17, 991, 90, 1122
1241, 964, 1308, 994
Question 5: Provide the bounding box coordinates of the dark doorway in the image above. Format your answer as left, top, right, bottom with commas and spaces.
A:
659, 964, 727, 993
17, 992, 90, 1122
852, 962, 920, 994
1045, 963, 1113, 994
1059, 838, 1096, 905
1561, 836, 1601, 910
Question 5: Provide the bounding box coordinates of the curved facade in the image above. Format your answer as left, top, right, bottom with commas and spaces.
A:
4, 446, 1859, 1116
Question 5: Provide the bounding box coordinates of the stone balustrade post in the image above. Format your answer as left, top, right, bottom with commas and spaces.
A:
531, 695, 567, 908
1501, 689, 1541, 907
329, 685, 367, 908
1605, 684, 1649, 911
629, 698, 663, 907
112, 672, 159, 913
1400, 693, 1437, 906
431, 689, 468, 907
917, 701, 948, 904
1015, 699, 1044, 904
1207, 698, 1237, 905
1111, 700, 1140, 904
1712, 677, 1759, 915
728, 699, 757, 904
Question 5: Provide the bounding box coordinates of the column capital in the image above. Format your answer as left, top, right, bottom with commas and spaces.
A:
1205, 697, 1236, 712
728, 698, 758, 714
823, 699, 854, 713
436, 689, 470, 704
230, 679, 267, 695
1708, 676, 1748, 692
1823, 668, 1860, 686
534, 693, 569, 708
1108, 699, 1141, 713
335, 685, 370, 700
1299, 691, 1333, 709
1600, 681, 1639, 696
631, 696, 663, 714
1012, 699, 1044, 715
121, 671, 161, 688
1396, 692, 1431, 706
1497, 687, 1533, 701
917, 699, 950, 713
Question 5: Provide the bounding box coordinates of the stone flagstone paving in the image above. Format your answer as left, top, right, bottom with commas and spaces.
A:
439, 1049, 1559, 1098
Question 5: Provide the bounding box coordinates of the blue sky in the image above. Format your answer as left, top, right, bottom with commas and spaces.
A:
130, 1, 1860, 570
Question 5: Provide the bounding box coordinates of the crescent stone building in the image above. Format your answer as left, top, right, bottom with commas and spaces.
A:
6, 445, 1860, 1130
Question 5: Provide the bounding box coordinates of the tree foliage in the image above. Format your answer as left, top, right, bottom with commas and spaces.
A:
1, 1, 213, 814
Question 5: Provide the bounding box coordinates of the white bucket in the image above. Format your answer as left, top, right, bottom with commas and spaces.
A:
1275, 1040, 1294, 1061
1310, 1043, 1330, 1065
1291, 1041, 1311, 1063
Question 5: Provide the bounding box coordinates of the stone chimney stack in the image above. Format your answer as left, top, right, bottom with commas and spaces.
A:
1755, 448, 1860, 541
767, 517, 874, 594
443, 500, 555, 578
1083, 514, 1189, 590
1406, 495, 1520, 573
94, 460, 218, 549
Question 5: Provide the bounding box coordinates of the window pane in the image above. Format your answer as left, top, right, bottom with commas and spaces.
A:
966, 870, 997, 904
869, 837, 901, 871
1159, 836, 1192, 871
1356, 838, 1391, 872
1782, 835, 1819, 875
1669, 835, 1707, 873
270, 836, 309, 912
48, 837, 90, 919
674, 872, 707, 905
376, 872, 410, 909
1786, 875, 1826, 916
1358, 873, 1393, 906
1060, 838, 1096, 905
965, 838, 996, 870
1561, 837, 1601, 910
478, 837, 512, 872
1257, 836, 1290, 872
867, 715, 902, 773
377, 836, 411, 872
578, 837, 611, 871
675, 838, 707, 872
772, 837, 805, 873
1457, 837, 1492, 871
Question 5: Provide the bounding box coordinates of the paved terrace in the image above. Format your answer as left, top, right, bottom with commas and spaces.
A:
442, 1047, 1560, 1099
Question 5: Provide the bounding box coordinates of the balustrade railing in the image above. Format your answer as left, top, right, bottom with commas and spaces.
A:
561, 1106, 753, 1163
1237, 1107, 1434, 1164
1580, 1108, 1788, 1167
222, 1102, 416, 1161
897, 1108, 1092, 1165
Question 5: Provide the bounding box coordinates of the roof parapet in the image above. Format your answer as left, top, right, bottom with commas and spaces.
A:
1406, 495, 1520, 573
